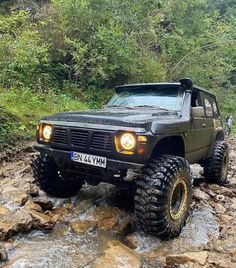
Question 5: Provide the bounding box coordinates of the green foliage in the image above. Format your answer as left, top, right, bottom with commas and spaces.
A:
0, 0, 236, 150
0, 11, 53, 89
0, 88, 87, 150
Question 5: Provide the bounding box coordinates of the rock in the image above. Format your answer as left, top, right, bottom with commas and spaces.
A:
124, 233, 138, 249
0, 247, 8, 262
166, 251, 209, 266
209, 185, 234, 198
71, 220, 97, 234
33, 197, 53, 211
91, 207, 135, 235
29, 210, 54, 229
14, 194, 28, 206
0, 205, 9, 217
229, 151, 236, 161
98, 217, 118, 231
0, 171, 5, 180
17, 165, 31, 175
95, 240, 141, 268
0, 221, 14, 240
25, 200, 42, 212
11, 209, 34, 232
51, 207, 70, 222
208, 252, 233, 268
193, 188, 210, 201
26, 184, 39, 197
213, 203, 226, 214
214, 238, 236, 257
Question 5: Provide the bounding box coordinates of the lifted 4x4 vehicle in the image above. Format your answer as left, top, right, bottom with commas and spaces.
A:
33, 78, 229, 239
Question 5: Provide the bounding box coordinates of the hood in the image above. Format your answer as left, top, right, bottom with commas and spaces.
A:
42, 108, 180, 129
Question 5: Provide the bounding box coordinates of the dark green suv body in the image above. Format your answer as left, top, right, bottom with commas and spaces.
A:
33, 79, 229, 239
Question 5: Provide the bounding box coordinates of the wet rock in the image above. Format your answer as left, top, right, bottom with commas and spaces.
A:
98, 217, 118, 231
25, 200, 42, 212
51, 207, 70, 222
95, 240, 141, 268
0, 205, 9, 217
0, 246, 8, 262
0, 221, 14, 240
91, 207, 135, 235
29, 210, 54, 229
71, 220, 97, 234
72, 199, 94, 215
193, 188, 210, 201
166, 251, 208, 266
14, 193, 28, 206
33, 197, 53, 211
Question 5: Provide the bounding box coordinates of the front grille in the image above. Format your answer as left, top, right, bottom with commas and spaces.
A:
71, 129, 89, 148
52, 128, 68, 145
90, 132, 112, 151
52, 127, 112, 152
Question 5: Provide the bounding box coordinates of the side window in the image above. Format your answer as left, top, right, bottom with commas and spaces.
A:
204, 98, 213, 117
212, 100, 219, 118
191, 91, 201, 107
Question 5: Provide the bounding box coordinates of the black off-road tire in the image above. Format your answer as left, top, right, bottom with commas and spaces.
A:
33, 153, 83, 198
135, 155, 192, 240
203, 141, 229, 185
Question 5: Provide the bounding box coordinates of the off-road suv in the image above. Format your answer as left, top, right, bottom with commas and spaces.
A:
33, 78, 229, 239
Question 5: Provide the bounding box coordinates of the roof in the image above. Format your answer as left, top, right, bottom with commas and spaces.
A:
115, 83, 215, 97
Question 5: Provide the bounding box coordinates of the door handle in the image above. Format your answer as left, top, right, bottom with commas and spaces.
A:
202, 124, 206, 127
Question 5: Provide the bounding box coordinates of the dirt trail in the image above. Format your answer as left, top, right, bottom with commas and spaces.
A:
0, 138, 236, 267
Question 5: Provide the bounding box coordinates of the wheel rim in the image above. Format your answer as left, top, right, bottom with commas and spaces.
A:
222, 153, 229, 179
170, 178, 188, 221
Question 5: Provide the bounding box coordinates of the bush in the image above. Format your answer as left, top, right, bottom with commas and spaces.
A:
0, 88, 87, 150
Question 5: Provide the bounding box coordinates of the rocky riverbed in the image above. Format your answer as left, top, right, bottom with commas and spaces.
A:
0, 138, 236, 267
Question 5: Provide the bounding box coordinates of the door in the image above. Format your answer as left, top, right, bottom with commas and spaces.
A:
186, 91, 214, 163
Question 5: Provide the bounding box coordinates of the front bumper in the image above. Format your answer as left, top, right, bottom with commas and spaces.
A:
34, 145, 144, 170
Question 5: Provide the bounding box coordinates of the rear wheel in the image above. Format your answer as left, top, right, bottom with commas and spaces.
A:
203, 141, 229, 185
33, 153, 84, 198
135, 155, 192, 240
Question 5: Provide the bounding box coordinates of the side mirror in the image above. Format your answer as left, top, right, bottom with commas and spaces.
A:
191, 106, 205, 118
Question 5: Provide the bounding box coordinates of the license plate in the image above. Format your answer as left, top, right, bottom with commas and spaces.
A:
71, 152, 107, 168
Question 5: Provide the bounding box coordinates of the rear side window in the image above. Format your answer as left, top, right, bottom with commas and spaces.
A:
203, 94, 219, 118
204, 98, 213, 117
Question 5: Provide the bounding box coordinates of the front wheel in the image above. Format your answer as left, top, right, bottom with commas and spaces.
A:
32, 153, 84, 198
134, 155, 192, 240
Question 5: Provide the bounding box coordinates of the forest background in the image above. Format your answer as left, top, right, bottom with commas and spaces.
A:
0, 0, 236, 150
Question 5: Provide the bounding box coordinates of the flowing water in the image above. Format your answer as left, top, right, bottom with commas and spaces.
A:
1, 183, 220, 268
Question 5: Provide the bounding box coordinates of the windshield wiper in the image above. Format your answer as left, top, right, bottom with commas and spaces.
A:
107, 105, 134, 109
130, 105, 169, 111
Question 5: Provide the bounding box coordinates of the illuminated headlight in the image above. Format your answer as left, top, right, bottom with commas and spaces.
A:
42, 124, 52, 141
120, 133, 136, 150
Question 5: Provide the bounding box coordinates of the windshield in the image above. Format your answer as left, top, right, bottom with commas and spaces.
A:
107, 86, 184, 111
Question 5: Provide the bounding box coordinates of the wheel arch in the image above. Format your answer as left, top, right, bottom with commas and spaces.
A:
215, 130, 224, 141
151, 135, 185, 158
